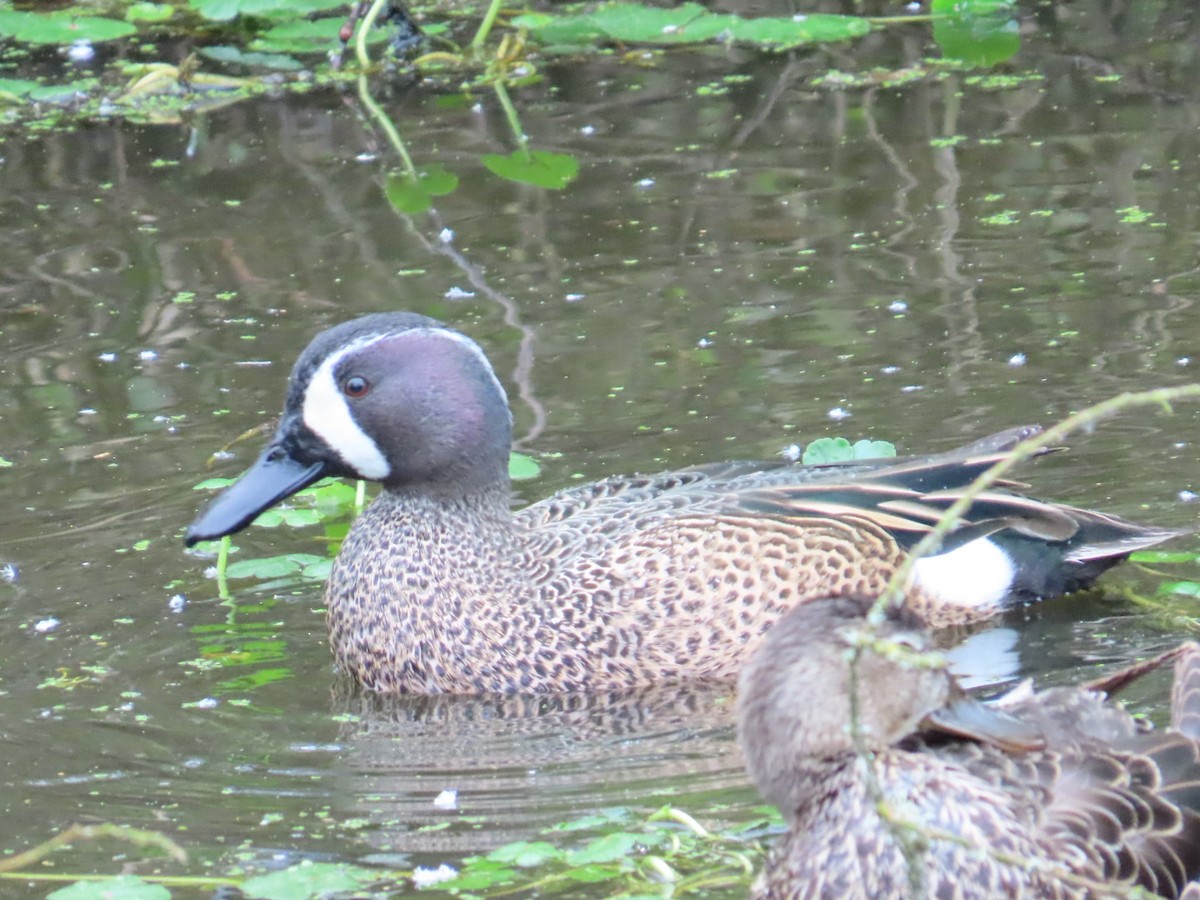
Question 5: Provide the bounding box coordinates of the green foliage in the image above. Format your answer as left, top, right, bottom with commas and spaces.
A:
508, 451, 541, 480
801, 437, 897, 464
199, 46, 306, 70
47, 875, 170, 899
512, 4, 870, 51
482, 150, 579, 190
931, 0, 1018, 66
385, 166, 459, 214
125, 3, 175, 23
0, 9, 136, 44
241, 862, 380, 899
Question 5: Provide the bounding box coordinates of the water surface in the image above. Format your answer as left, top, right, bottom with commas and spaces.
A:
2, 1, 1200, 893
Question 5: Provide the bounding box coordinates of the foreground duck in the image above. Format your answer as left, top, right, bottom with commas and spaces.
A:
185, 312, 1178, 693
737, 595, 1200, 899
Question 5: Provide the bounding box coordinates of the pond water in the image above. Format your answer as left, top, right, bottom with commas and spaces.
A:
2, 0, 1200, 894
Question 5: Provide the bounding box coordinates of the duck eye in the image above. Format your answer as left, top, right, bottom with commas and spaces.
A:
342, 375, 370, 398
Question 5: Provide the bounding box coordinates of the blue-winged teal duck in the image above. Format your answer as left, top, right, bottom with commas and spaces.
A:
737, 594, 1200, 899
186, 312, 1179, 694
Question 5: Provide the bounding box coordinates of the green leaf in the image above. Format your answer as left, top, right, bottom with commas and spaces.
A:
188, 0, 292, 21
445, 860, 517, 891
0, 454, 13, 466
932, 0, 1018, 66
508, 452, 541, 481
724, 13, 870, 49
385, 165, 459, 215
487, 840, 563, 867
48, 876, 170, 900
125, 3, 175, 22
242, 862, 379, 900
850, 439, 896, 460
199, 45, 304, 70
1159, 581, 1200, 598
250, 18, 347, 53
514, 4, 869, 50
565, 831, 643, 865
225, 553, 327, 579
0, 10, 137, 44
194, 477, 235, 490
585, 3, 736, 44
482, 150, 579, 190
801, 437, 896, 464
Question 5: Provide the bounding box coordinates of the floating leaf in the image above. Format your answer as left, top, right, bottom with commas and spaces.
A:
48, 876, 170, 900
482, 149, 579, 190
724, 13, 871, 49
487, 840, 563, 867
513, 4, 869, 50
241, 861, 379, 900
850, 439, 897, 460
199, 45, 304, 70
508, 452, 541, 481
566, 831, 646, 865
187, 0, 293, 21
0, 455, 14, 466
801, 437, 896, 464
932, 0, 1018, 66
125, 3, 175, 22
385, 165, 459, 215
584, 3, 736, 44
0, 10, 137, 45
250, 18, 352, 53
225, 553, 327, 579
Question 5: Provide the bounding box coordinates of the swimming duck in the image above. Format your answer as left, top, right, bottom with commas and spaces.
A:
185, 312, 1178, 694
737, 594, 1200, 899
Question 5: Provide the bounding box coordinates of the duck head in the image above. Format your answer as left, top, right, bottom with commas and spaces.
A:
736, 596, 1041, 820
185, 313, 513, 546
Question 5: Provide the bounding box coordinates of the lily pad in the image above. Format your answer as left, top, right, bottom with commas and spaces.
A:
200, 45, 304, 70
932, 0, 1019, 66
125, 3, 175, 23
48, 876, 170, 900
801, 437, 896, 464
241, 861, 379, 900
513, 3, 869, 50
0, 10, 137, 45
482, 149, 579, 190
508, 451, 541, 481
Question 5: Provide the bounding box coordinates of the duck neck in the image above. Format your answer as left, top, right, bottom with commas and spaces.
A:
325, 478, 524, 693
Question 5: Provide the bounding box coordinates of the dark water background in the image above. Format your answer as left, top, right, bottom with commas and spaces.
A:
2, 1, 1200, 893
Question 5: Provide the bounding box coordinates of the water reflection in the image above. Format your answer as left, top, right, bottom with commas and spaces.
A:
1, 0, 1199, 888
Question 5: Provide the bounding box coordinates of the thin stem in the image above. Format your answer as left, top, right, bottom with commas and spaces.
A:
354, 0, 418, 177
470, 0, 505, 52
491, 79, 529, 155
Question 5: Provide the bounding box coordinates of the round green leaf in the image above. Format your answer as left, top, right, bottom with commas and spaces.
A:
0, 10, 137, 45
482, 150, 579, 190
508, 452, 541, 481
48, 875, 170, 900
126, 3, 175, 22
932, 0, 1019, 66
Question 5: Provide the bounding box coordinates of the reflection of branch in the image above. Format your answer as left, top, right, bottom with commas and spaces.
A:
407, 213, 547, 448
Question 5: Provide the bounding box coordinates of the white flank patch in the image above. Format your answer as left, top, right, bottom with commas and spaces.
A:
303, 337, 391, 480
912, 537, 1015, 610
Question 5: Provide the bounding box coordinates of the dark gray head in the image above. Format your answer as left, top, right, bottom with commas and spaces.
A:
186, 313, 513, 545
